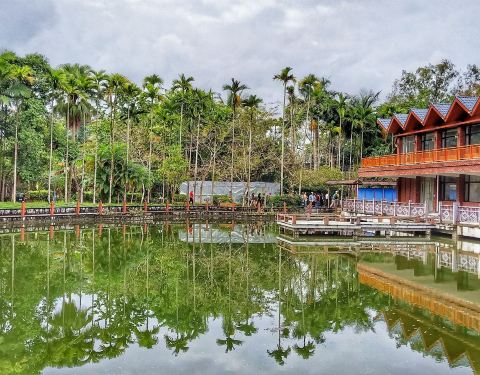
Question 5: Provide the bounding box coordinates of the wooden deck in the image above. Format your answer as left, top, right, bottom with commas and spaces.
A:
276, 213, 435, 238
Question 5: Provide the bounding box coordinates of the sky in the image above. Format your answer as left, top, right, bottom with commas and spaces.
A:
1, 0, 479, 110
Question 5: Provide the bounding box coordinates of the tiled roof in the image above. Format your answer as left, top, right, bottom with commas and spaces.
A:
432, 103, 451, 117
457, 96, 479, 112
376, 96, 480, 135
378, 118, 391, 129
394, 113, 408, 125
411, 108, 428, 121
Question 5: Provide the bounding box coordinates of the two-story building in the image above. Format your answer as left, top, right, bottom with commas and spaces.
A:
359, 96, 480, 213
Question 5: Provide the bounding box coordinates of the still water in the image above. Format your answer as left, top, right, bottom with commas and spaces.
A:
0, 222, 479, 374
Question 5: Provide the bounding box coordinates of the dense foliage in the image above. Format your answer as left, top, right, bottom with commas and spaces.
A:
1, 52, 479, 203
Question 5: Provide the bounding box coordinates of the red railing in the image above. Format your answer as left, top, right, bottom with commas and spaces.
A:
361, 144, 480, 168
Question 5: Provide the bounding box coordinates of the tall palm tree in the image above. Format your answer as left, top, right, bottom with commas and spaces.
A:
172, 74, 194, 151
105, 73, 129, 203
223, 78, 247, 197
47, 68, 66, 203
242, 95, 262, 205
91, 70, 108, 203
336, 93, 348, 170
352, 91, 379, 164
274, 67, 295, 195
120, 82, 141, 202
142, 74, 163, 203
6, 65, 35, 202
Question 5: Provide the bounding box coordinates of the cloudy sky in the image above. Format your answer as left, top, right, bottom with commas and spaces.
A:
1, 0, 479, 108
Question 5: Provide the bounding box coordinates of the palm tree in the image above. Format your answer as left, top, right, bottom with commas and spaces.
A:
223, 78, 247, 197
105, 73, 129, 203
274, 67, 295, 195
7, 65, 35, 202
47, 68, 66, 202
91, 70, 108, 203
242, 95, 262, 205
142, 74, 163, 203
336, 93, 348, 170
120, 82, 141, 202
352, 91, 379, 165
172, 74, 194, 151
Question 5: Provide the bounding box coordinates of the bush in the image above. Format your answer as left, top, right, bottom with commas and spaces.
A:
213, 195, 232, 205
172, 194, 187, 204
26, 190, 49, 201
266, 194, 302, 208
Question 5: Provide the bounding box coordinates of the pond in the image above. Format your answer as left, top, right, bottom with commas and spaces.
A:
0, 222, 479, 374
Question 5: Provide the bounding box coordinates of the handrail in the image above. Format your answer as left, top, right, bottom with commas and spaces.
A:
361, 144, 480, 168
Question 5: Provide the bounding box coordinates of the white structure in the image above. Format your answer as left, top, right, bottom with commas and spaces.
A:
179, 181, 280, 203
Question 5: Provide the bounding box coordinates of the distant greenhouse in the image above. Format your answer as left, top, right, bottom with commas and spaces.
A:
179, 181, 280, 203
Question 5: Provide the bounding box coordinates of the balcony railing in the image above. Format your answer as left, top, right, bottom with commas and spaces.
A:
361, 144, 480, 168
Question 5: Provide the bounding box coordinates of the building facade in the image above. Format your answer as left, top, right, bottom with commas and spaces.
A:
358, 96, 480, 212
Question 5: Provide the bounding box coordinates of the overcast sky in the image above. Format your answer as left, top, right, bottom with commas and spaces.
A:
1, 0, 479, 109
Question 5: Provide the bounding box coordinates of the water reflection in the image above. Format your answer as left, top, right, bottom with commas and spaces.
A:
0, 222, 478, 374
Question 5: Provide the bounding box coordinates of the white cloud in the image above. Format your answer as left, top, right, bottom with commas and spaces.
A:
1, 0, 479, 106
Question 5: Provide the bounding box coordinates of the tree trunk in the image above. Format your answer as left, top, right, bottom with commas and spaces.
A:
247, 112, 253, 206
80, 112, 87, 203
47, 100, 54, 202
108, 95, 116, 204
124, 107, 131, 203
230, 107, 235, 199
11, 110, 19, 203
280, 83, 286, 195
64, 101, 70, 203
193, 113, 201, 203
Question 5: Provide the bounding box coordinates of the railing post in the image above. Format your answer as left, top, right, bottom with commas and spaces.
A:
353, 198, 356, 214
362, 199, 365, 214
166, 201, 170, 213
144, 201, 148, 213
380, 199, 384, 216
283, 202, 287, 214
122, 200, 127, 214
292, 215, 296, 225
76, 200, 80, 215
206, 201, 209, 212
439, 201, 442, 223
393, 201, 397, 217
372, 197, 375, 215
50, 201, 55, 218
21, 200, 26, 219
98, 201, 103, 215
452, 202, 458, 225
424, 200, 428, 219
186, 201, 190, 212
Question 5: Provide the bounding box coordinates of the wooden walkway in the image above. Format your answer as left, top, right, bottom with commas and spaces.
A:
276, 213, 435, 238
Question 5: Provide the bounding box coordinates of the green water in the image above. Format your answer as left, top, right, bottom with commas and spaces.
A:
0, 222, 479, 374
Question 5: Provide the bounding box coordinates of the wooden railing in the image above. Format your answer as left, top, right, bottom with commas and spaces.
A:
361, 144, 480, 168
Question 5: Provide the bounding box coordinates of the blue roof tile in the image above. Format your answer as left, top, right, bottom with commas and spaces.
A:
378, 118, 391, 129
411, 108, 428, 122
394, 113, 408, 125
457, 96, 479, 112
432, 103, 451, 117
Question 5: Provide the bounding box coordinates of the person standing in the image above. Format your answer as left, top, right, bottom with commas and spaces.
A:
189, 190, 194, 205
302, 192, 308, 207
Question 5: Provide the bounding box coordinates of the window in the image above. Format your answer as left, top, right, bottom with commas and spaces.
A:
465, 175, 480, 203
441, 129, 457, 148
402, 136, 415, 153
466, 124, 480, 145
421, 133, 435, 151
440, 177, 457, 201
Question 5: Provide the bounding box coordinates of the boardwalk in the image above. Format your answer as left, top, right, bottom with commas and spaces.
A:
276, 213, 435, 238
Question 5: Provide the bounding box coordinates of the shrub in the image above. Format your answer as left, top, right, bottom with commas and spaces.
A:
172, 194, 187, 203
26, 190, 49, 201
213, 195, 232, 205
266, 194, 302, 208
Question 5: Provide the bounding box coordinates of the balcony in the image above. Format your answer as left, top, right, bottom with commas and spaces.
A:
361, 144, 480, 168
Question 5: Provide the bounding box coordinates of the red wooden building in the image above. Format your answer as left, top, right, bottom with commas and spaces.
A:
359, 96, 480, 212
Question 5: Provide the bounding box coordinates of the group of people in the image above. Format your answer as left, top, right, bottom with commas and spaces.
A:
250, 192, 264, 210
302, 190, 340, 209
